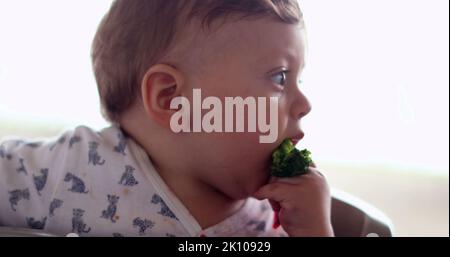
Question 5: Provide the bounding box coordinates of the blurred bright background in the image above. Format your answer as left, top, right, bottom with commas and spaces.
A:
0, 0, 448, 236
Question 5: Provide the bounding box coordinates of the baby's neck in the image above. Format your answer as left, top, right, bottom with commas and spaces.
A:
158, 169, 246, 229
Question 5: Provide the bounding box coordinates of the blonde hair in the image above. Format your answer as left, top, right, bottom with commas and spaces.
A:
91, 0, 303, 123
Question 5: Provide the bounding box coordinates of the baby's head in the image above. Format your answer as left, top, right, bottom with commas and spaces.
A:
92, 0, 311, 198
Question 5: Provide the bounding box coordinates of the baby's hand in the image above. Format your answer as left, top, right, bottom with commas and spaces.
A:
252, 165, 334, 237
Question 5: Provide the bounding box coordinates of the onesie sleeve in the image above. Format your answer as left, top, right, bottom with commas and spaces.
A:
0, 131, 71, 229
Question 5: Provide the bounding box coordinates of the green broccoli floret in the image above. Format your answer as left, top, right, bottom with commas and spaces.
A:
270, 139, 313, 177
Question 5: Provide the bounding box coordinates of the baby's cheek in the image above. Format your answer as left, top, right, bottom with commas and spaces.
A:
277, 100, 290, 138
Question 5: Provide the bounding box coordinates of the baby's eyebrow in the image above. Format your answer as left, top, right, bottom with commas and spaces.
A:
283, 51, 305, 68
255, 51, 305, 73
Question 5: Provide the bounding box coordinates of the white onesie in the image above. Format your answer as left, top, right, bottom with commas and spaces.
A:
0, 125, 287, 237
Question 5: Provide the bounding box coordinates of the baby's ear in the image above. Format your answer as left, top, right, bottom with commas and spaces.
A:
141, 64, 185, 129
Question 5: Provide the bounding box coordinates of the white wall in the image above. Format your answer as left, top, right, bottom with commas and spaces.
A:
0, 0, 111, 128
300, 0, 449, 172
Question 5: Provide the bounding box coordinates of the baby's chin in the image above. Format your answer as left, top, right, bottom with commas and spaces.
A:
235, 165, 272, 200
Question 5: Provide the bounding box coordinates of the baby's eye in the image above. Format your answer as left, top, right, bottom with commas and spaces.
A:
270, 70, 288, 87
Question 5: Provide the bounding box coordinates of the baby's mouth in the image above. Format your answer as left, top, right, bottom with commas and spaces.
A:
290, 132, 305, 146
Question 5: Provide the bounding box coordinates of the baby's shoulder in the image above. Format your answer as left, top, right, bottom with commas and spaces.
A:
0, 124, 132, 171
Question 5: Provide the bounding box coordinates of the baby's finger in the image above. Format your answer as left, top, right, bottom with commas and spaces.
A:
252, 182, 290, 203
272, 168, 323, 185
309, 167, 326, 178
268, 199, 281, 212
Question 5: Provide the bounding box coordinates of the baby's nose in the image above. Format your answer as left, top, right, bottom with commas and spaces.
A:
290, 90, 312, 120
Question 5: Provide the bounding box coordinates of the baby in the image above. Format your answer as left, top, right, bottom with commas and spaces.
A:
0, 0, 333, 237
